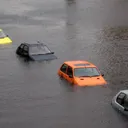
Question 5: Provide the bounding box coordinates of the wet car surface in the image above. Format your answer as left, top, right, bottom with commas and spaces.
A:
0, 0, 128, 127
16, 42, 57, 61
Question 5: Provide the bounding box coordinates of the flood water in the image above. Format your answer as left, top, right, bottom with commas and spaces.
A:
0, 0, 128, 127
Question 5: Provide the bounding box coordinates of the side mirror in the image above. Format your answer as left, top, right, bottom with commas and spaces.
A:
124, 108, 128, 111
101, 73, 104, 76
69, 75, 73, 78
51, 52, 54, 54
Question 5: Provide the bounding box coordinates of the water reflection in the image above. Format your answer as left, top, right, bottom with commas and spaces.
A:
59, 78, 78, 92
65, 0, 79, 57
66, 0, 77, 25
65, 0, 78, 38
16, 55, 52, 69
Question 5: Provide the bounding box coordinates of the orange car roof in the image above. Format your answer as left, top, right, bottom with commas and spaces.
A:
64, 60, 96, 69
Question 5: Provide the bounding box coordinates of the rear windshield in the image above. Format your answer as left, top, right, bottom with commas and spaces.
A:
29, 44, 51, 55
0, 31, 6, 38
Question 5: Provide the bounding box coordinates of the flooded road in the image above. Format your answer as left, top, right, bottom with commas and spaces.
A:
0, 0, 128, 127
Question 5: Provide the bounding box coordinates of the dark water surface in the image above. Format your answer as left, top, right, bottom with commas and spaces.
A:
0, 0, 128, 127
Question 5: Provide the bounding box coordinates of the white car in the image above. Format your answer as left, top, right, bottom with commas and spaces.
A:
111, 90, 128, 115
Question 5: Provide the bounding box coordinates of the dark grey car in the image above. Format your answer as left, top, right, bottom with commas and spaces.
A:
111, 90, 128, 115
16, 41, 57, 61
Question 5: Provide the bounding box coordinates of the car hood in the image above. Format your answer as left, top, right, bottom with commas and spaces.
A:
0, 37, 12, 44
30, 54, 57, 61
74, 76, 107, 86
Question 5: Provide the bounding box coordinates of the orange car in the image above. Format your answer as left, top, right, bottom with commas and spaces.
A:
58, 60, 107, 86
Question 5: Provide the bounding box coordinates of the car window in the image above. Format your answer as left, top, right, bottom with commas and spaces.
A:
23, 45, 28, 52
22, 45, 29, 56
74, 67, 100, 77
19, 44, 24, 49
67, 66, 73, 76
124, 96, 128, 109
60, 64, 68, 73
116, 92, 126, 106
0, 31, 6, 38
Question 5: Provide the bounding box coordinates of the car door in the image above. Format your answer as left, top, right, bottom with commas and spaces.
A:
22, 45, 29, 57
66, 66, 74, 84
59, 63, 68, 80
114, 92, 126, 113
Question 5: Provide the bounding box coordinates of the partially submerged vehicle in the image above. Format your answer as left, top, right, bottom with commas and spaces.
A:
58, 60, 107, 87
0, 29, 12, 44
16, 41, 57, 61
111, 90, 128, 116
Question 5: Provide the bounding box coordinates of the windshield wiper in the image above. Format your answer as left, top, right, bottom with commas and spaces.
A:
37, 53, 52, 55
80, 75, 91, 77
91, 75, 100, 77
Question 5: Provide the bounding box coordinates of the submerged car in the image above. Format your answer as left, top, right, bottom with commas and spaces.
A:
0, 29, 12, 44
16, 41, 57, 61
111, 90, 128, 116
58, 60, 107, 86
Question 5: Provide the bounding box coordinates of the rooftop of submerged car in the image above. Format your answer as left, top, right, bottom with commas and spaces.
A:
64, 60, 96, 69
119, 90, 128, 95
21, 42, 47, 46
21, 42, 53, 55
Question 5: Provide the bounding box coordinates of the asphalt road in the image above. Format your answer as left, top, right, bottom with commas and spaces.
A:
0, 0, 128, 127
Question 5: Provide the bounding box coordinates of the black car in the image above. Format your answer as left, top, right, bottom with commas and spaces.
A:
16, 41, 57, 61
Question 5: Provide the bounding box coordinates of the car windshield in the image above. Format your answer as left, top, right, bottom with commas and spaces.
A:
29, 44, 51, 55
0, 31, 6, 38
74, 67, 100, 77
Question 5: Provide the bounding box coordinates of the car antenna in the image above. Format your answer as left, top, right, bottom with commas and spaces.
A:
37, 40, 41, 44
37, 40, 45, 46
